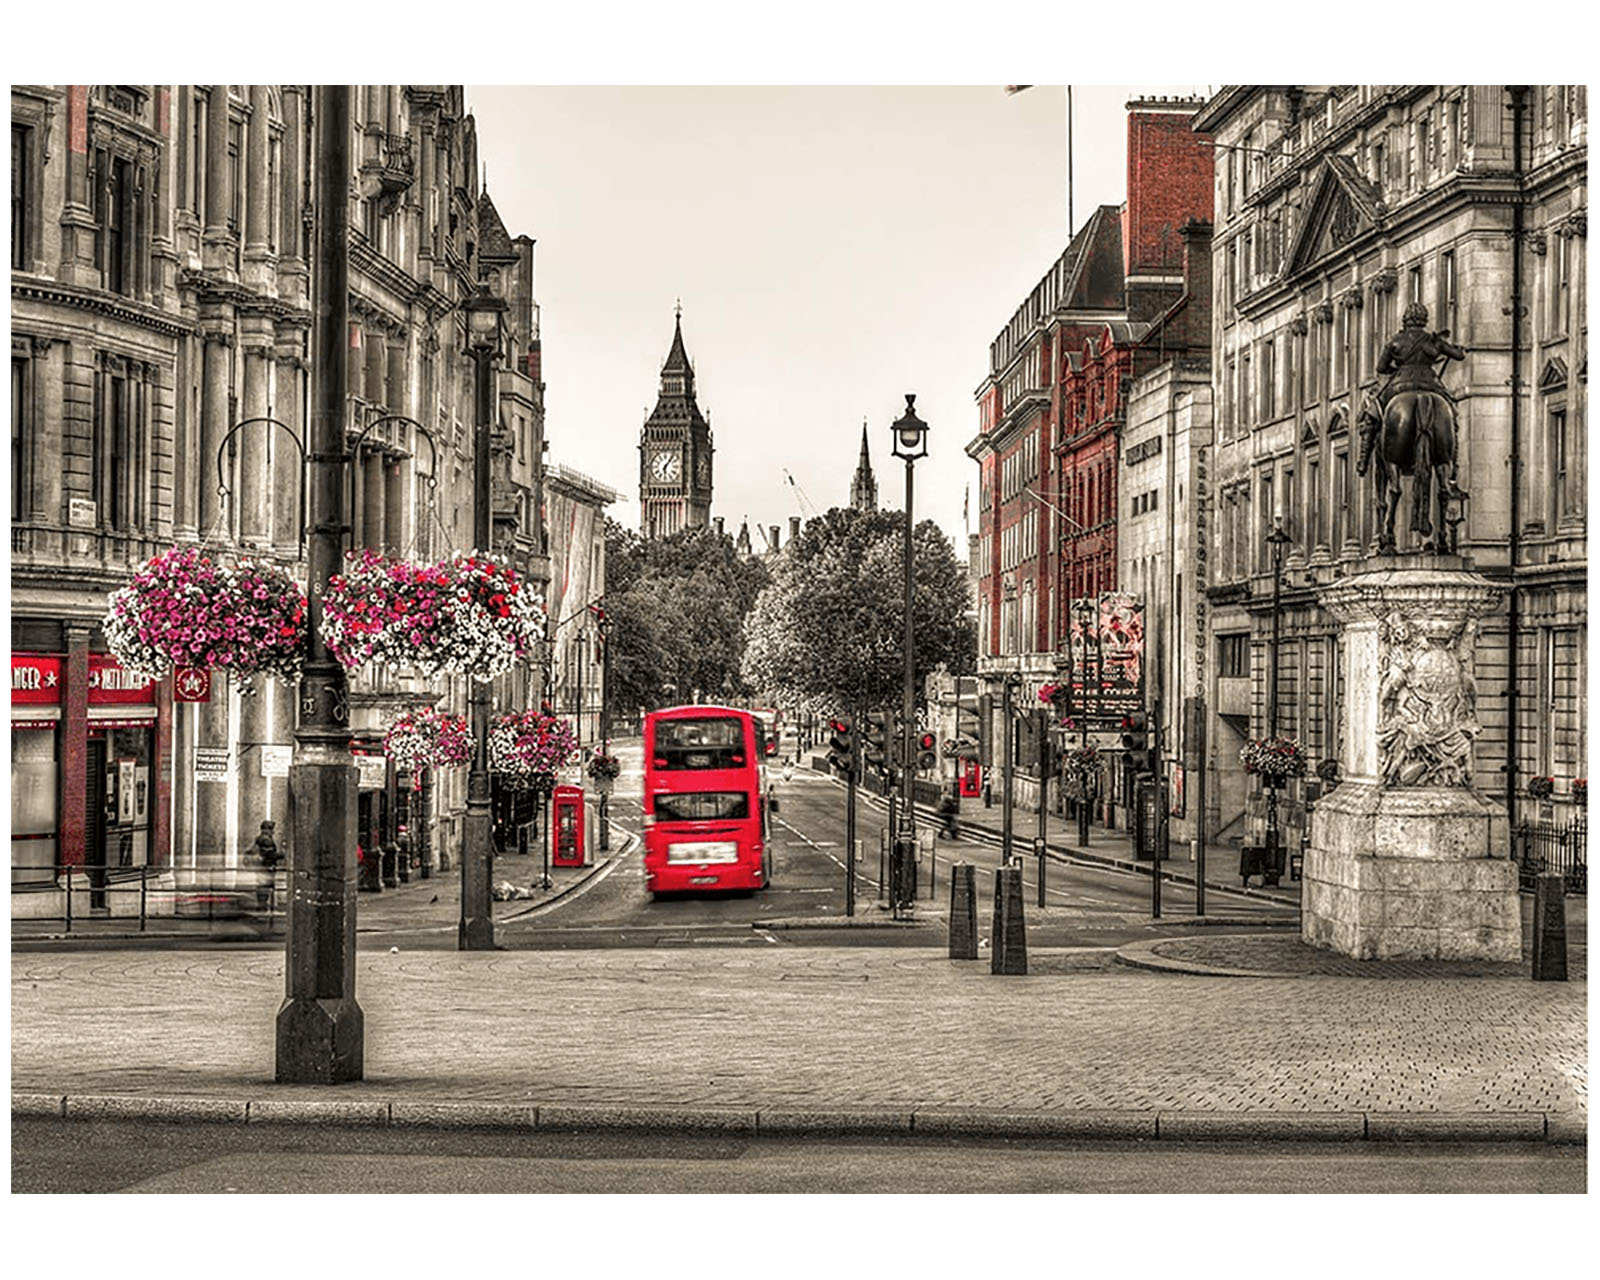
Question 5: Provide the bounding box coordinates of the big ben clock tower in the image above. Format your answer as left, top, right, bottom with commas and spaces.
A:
639, 304, 714, 539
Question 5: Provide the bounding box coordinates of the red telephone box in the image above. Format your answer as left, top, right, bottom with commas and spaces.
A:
551, 784, 586, 868
958, 759, 983, 798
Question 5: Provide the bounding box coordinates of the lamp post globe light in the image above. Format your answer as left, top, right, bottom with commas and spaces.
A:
1263, 514, 1293, 885
890, 393, 927, 917
460, 283, 510, 951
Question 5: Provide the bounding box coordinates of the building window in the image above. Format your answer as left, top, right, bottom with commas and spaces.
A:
93, 147, 136, 296
1282, 466, 1296, 544
1439, 249, 1458, 336
11, 341, 31, 522
1241, 350, 1252, 428
11, 123, 32, 271
1259, 473, 1274, 573
1337, 306, 1351, 391
1219, 632, 1249, 679
93, 357, 149, 533
1549, 232, 1570, 335
1262, 338, 1276, 419
1332, 450, 1350, 550
190, 92, 206, 217
1307, 457, 1322, 549
1551, 408, 1581, 523
1409, 265, 1423, 306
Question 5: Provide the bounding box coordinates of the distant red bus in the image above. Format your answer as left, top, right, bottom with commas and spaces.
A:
643, 706, 770, 896
753, 706, 780, 757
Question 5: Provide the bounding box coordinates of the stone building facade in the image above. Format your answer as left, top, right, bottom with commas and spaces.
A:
1192, 84, 1587, 855
10, 84, 547, 901
544, 462, 618, 750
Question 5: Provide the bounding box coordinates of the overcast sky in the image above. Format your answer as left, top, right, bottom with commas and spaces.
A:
467, 85, 1209, 551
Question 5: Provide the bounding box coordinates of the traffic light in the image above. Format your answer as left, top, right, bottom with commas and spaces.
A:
1121, 711, 1155, 776
916, 731, 937, 772
827, 716, 855, 775
864, 711, 892, 771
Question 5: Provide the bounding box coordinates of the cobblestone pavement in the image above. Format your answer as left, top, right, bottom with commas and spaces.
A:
10, 945, 1586, 1127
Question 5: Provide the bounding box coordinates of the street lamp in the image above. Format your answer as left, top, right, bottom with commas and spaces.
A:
276, 84, 362, 1084
459, 283, 509, 951
890, 393, 927, 917
1264, 513, 1293, 885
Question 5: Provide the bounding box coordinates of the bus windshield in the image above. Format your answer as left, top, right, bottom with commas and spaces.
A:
652, 717, 748, 770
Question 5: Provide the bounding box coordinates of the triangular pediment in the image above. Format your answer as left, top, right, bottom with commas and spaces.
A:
1539, 357, 1569, 392
1285, 156, 1385, 279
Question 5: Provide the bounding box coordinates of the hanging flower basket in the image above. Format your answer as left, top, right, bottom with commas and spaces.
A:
1038, 682, 1070, 709
321, 549, 544, 680
1065, 744, 1101, 775
1528, 775, 1555, 801
383, 706, 471, 771
103, 545, 308, 693
587, 751, 621, 783
490, 709, 578, 789
1239, 735, 1307, 783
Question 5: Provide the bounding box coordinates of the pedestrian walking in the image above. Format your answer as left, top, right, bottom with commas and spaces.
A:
937, 788, 961, 841
249, 820, 279, 912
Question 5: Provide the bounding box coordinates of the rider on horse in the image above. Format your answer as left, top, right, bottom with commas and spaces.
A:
1357, 302, 1466, 477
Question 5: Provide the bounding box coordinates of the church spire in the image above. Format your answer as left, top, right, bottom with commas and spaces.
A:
850, 418, 878, 512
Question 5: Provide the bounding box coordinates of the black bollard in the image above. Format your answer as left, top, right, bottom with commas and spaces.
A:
1532, 873, 1568, 981
991, 864, 1028, 975
949, 863, 978, 960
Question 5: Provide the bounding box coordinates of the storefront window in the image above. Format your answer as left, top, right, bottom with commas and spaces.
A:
92, 724, 153, 872
11, 725, 58, 886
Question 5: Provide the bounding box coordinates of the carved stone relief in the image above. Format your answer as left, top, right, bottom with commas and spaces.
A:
1375, 610, 1482, 787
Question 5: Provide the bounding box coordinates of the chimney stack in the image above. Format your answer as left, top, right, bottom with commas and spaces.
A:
713, 516, 725, 537
790, 516, 801, 541
770, 525, 780, 552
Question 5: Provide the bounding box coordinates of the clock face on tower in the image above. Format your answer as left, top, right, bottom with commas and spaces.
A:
650, 450, 681, 483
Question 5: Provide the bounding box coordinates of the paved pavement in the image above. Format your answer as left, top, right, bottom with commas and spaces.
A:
12, 931, 1586, 1143
11, 766, 1587, 1144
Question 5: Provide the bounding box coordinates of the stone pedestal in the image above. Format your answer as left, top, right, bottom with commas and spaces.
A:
1303, 563, 1518, 961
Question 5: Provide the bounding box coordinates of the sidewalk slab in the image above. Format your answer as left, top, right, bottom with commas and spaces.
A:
911, 1108, 1156, 1141
12, 944, 1585, 1145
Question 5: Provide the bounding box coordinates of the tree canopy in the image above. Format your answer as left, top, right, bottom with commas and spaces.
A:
604, 521, 770, 714
741, 506, 975, 714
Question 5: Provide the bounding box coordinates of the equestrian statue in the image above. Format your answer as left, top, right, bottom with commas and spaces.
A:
1355, 302, 1468, 556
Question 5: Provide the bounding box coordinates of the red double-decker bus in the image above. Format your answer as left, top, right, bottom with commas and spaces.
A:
642, 705, 770, 896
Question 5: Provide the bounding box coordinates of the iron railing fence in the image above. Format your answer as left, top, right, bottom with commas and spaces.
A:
11, 865, 286, 933
1515, 816, 1586, 895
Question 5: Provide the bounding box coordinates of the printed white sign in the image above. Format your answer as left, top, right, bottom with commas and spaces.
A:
259, 745, 293, 778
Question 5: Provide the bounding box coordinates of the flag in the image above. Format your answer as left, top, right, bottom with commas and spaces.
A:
1004, 85, 1033, 96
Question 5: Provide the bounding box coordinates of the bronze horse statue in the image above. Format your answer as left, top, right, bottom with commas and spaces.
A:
1357, 304, 1468, 556
1356, 387, 1462, 555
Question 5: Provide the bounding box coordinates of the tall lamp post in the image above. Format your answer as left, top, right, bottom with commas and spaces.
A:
597, 610, 612, 852
890, 394, 928, 918
1264, 514, 1292, 885
460, 284, 509, 950
276, 84, 362, 1083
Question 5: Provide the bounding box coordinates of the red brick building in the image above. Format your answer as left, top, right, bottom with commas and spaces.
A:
967, 97, 1212, 813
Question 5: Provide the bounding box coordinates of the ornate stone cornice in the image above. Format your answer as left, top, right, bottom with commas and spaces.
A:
12, 278, 193, 340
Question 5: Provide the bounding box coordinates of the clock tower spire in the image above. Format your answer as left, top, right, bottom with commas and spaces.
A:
640, 305, 714, 538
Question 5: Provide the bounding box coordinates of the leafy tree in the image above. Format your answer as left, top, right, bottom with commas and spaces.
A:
741, 506, 975, 714
603, 520, 770, 715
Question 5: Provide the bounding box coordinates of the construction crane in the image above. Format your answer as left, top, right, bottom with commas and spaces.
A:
783, 468, 819, 519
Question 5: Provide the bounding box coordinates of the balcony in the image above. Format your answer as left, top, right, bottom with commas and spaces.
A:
360, 132, 416, 201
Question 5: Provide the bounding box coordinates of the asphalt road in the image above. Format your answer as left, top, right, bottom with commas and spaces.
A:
496, 743, 1297, 951
12, 1119, 1583, 1194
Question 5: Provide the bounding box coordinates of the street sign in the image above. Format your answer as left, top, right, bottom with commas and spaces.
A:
194, 746, 232, 783
355, 755, 388, 790
259, 745, 293, 778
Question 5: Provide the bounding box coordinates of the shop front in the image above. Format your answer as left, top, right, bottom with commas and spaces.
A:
11, 649, 170, 902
